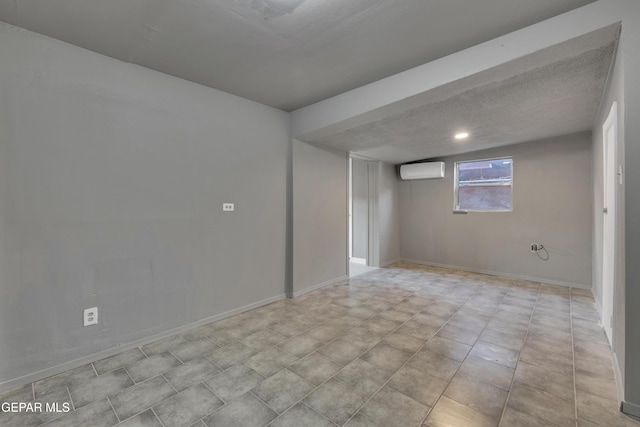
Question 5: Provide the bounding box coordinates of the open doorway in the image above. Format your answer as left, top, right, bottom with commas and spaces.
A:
349, 157, 380, 277
602, 101, 617, 346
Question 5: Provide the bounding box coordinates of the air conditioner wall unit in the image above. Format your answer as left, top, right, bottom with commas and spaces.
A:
400, 162, 445, 180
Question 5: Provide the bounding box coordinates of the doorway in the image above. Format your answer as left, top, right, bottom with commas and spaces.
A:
349, 157, 379, 277
602, 101, 617, 346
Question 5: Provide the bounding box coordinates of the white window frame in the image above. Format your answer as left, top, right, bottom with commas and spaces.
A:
454, 157, 513, 212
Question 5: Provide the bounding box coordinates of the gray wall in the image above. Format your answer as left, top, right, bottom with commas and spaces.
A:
0, 23, 290, 388
3, 0, 640, 412
292, 140, 348, 295
592, 30, 625, 393
399, 133, 593, 287
378, 162, 401, 266
619, 3, 640, 409
351, 159, 369, 260
288, 1, 640, 410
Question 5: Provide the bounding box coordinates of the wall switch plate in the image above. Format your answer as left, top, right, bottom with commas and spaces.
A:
83, 307, 98, 326
223, 203, 234, 212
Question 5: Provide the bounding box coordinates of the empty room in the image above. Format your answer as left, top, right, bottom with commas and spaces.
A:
1, 0, 640, 426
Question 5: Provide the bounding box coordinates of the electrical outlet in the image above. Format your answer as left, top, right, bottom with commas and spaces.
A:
223, 203, 234, 212
83, 307, 98, 326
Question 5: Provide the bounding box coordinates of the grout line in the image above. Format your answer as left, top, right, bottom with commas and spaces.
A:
161, 373, 180, 395
167, 349, 185, 365
253, 369, 325, 426
203, 354, 225, 373
122, 366, 135, 385
248, 389, 276, 413
107, 396, 121, 424
497, 283, 542, 427
150, 407, 167, 427
262, 397, 305, 426
129, 375, 228, 426
252, 283, 432, 425
201, 380, 223, 403
205, 335, 220, 350
66, 387, 75, 411
338, 276, 497, 426
138, 346, 149, 358
415, 279, 516, 427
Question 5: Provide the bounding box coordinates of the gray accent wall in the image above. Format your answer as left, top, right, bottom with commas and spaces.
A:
399, 133, 593, 287
292, 140, 348, 295
0, 23, 289, 388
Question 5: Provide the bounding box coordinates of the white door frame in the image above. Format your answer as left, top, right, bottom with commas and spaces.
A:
348, 157, 353, 261
367, 161, 379, 267
602, 101, 617, 346
349, 154, 380, 267
349, 157, 369, 265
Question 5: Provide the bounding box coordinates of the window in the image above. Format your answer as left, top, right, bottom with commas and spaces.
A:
454, 157, 512, 212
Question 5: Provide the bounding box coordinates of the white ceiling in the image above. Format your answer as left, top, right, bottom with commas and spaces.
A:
0, 0, 597, 111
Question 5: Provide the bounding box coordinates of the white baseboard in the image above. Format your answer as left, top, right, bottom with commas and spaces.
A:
293, 275, 349, 298
622, 400, 640, 419
0, 293, 285, 394
613, 352, 625, 405
401, 259, 590, 289
350, 257, 366, 265
593, 294, 603, 318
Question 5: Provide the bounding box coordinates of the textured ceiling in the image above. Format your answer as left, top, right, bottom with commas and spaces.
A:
299, 26, 619, 164
0, 0, 597, 111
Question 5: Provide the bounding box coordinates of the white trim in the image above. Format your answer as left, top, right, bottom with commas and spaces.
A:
368, 161, 380, 267
350, 257, 366, 265
402, 259, 590, 289
601, 101, 617, 346
293, 275, 349, 298
348, 157, 353, 261
622, 400, 640, 419
591, 289, 624, 410
0, 293, 285, 393
613, 352, 625, 405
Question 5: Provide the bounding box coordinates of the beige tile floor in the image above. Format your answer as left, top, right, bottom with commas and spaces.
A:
1, 262, 639, 427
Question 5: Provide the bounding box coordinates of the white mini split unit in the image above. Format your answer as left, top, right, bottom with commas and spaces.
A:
399, 162, 445, 180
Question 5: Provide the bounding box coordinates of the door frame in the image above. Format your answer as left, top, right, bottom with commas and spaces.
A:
602, 101, 617, 346
349, 154, 379, 267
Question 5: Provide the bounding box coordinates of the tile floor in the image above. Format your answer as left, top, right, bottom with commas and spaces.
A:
1, 262, 639, 427
348, 262, 379, 278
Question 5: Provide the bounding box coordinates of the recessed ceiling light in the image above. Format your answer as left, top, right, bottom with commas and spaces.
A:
454, 132, 469, 140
